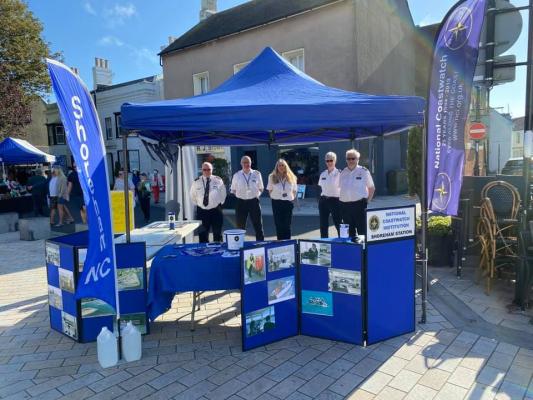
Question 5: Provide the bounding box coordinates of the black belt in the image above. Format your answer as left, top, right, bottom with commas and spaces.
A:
320, 196, 339, 199
340, 198, 367, 204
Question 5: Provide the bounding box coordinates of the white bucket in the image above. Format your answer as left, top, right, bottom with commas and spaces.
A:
339, 224, 350, 238
224, 229, 246, 250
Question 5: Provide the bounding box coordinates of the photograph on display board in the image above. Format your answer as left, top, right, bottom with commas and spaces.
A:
245, 306, 276, 337
268, 276, 295, 305
45, 243, 60, 266
267, 245, 295, 272
117, 268, 144, 291
301, 290, 333, 316
120, 313, 147, 334
300, 242, 331, 267
61, 311, 78, 340
328, 269, 361, 295
243, 247, 266, 285
78, 248, 87, 273
48, 285, 62, 309
58, 268, 75, 293
81, 298, 115, 318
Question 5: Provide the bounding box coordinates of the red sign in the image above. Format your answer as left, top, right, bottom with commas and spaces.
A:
469, 122, 486, 140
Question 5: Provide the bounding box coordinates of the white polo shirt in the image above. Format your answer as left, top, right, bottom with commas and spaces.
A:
230, 169, 264, 200
190, 175, 227, 210
318, 168, 341, 198
267, 176, 297, 201
339, 165, 374, 202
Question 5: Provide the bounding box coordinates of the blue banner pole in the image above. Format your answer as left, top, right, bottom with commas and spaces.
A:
46, 60, 121, 323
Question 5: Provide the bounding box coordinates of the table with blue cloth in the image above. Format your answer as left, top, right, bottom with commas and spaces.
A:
147, 243, 242, 325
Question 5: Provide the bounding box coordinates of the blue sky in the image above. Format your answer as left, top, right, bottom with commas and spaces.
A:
28, 0, 528, 117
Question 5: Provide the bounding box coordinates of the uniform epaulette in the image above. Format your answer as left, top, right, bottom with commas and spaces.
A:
361, 166, 368, 170
195, 177, 200, 181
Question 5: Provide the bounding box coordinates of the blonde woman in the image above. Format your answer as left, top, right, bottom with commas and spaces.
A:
267, 159, 298, 240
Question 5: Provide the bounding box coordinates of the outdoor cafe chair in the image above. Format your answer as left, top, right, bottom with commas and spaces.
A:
477, 181, 521, 294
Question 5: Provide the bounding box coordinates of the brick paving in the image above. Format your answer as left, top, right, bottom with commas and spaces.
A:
1, 231, 533, 399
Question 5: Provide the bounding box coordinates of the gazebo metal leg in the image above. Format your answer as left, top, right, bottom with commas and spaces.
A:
191, 291, 197, 331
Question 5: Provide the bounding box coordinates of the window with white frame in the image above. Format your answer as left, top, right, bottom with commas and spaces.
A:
193, 71, 210, 95
105, 117, 113, 140
233, 61, 249, 75
55, 126, 66, 144
282, 48, 305, 72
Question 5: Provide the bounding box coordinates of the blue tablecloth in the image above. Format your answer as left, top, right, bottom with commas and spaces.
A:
147, 243, 241, 321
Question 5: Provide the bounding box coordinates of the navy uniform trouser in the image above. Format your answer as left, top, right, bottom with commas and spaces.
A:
271, 199, 294, 240
197, 206, 223, 243
318, 196, 341, 238
340, 198, 367, 237
235, 198, 264, 241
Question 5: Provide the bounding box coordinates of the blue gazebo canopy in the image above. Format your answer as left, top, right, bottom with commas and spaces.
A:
121, 47, 425, 145
0, 137, 56, 164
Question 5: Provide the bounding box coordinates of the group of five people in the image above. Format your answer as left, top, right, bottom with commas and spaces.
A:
190, 149, 374, 243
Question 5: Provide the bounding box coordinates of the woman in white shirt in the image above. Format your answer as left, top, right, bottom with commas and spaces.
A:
267, 159, 298, 240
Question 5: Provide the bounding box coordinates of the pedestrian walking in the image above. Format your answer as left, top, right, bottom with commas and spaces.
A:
230, 156, 265, 241
52, 166, 74, 227
339, 149, 375, 237
318, 152, 342, 238
27, 168, 47, 217
138, 173, 152, 223
67, 162, 86, 224
267, 159, 297, 240
190, 162, 226, 243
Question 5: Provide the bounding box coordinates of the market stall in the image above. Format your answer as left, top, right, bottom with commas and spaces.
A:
120, 47, 425, 349
0, 138, 56, 215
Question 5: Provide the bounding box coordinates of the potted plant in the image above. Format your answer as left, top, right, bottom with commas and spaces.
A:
427, 215, 453, 267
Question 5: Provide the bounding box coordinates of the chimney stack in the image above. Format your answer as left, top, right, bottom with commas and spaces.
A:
199, 0, 217, 21
92, 57, 113, 90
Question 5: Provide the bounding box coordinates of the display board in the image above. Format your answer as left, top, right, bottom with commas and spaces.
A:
46, 232, 149, 343
299, 239, 364, 345
365, 205, 416, 344
240, 240, 298, 351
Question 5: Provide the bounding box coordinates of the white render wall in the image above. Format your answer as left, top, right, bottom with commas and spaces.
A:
94, 76, 166, 178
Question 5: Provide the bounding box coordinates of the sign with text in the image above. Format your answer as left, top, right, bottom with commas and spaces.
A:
366, 207, 416, 243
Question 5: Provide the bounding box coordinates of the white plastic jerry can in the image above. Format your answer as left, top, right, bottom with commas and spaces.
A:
97, 326, 119, 368
121, 322, 142, 362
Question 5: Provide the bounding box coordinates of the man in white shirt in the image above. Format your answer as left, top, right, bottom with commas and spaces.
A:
339, 149, 375, 237
318, 151, 342, 238
230, 156, 265, 241
190, 162, 227, 243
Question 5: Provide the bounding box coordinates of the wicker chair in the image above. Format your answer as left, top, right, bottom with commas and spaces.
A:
477, 181, 521, 294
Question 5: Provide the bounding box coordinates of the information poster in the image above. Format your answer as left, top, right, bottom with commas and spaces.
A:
241, 241, 298, 351
110, 190, 135, 234
366, 206, 415, 243
299, 240, 364, 345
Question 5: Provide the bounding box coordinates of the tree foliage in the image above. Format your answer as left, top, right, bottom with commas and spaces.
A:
0, 0, 54, 139
407, 126, 422, 198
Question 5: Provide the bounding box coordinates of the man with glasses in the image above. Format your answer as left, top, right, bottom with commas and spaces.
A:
318, 152, 341, 238
190, 162, 226, 243
339, 149, 375, 237
230, 156, 265, 241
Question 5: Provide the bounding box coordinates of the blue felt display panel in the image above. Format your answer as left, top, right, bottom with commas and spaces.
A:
46, 234, 150, 342
241, 241, 298, 351
47, 264, 59, 288
62, 291, 77, 316
59, 246, 75, 272
49, 306, 62, 332
81, 316, 114, 342
299, 240, 364, 345
366, 239, 415, 344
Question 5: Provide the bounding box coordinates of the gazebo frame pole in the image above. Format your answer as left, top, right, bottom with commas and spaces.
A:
122, 132, 131, 243
180, 145, 186, 220
420, 112, 428, 324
